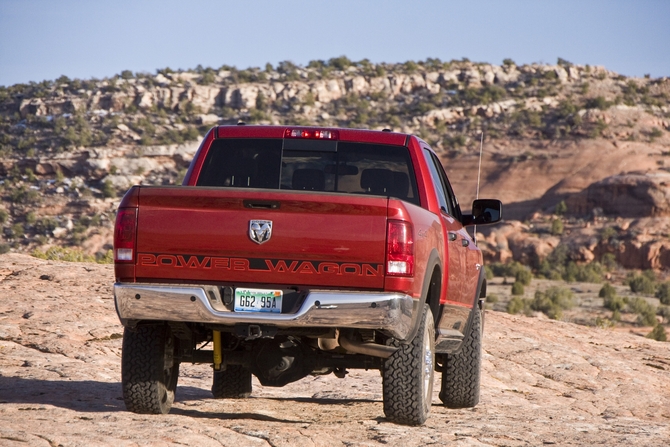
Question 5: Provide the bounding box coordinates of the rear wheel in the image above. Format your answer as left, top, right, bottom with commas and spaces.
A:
439, 307, 482, 408
211, 365, 252, 398
382, 304, 435, 425
122, 324, 179, 414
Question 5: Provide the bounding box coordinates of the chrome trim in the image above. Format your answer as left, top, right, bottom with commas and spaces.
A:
114, 283, 415, 340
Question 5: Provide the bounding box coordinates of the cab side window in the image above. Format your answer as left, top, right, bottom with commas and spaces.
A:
422, 149, 451, 215
430, 152, 462, 221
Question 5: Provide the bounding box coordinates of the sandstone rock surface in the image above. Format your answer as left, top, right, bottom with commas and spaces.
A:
1, 254, 668, 446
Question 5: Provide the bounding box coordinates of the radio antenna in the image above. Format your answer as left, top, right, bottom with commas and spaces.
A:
474, 131, 484, 244
476, 131, 484, 201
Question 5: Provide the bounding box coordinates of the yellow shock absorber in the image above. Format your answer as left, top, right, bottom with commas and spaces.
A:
213, 330, 222, 371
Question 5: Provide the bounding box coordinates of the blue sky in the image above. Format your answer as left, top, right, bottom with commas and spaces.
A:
1, 0, 669, 86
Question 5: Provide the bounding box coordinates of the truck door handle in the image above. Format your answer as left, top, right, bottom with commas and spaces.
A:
243, 200, 280, 209
462, 239, 470, 247
448, 232, 457, 242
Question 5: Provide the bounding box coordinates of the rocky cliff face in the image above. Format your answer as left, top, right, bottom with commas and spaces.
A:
0, 57, 669, 269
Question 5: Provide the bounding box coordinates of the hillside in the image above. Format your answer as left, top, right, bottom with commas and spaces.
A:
0, 57, 669, 271
0, 253, 668, 445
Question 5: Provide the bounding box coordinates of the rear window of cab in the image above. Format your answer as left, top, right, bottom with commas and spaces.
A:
196, 138, 420, 206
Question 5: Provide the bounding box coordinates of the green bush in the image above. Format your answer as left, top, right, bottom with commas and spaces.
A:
563, 261, 604, 283
9, 223, 25, 239
604, 295, 625, 312
550, 219, 564, 235
585, 96, 611, 110
627, 297, 658, 326
0, 243, 10, 254
32, 247, 97, 263
599, 283, 616, 300
656, 281, 670, 305
102, 179, 116, 198
555, 201, 567, 215
10, 185, 40, 204
507, 296, 527, 315
515, 268, 533, 286
489, 261, 528, 278
511, 281, 525, 296
531, 286, 575, 320
628, 271, 656, 294
601, 253, 618, 270
34, 217, 57, 235
486, 294, 499, 304
0, 209, 8, 224
646, 324, 667, 342
657, 306, 670, 324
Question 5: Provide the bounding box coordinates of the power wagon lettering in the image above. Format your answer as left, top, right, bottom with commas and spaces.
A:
137, 253, 382, 277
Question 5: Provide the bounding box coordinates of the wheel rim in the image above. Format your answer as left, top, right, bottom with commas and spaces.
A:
422, 325, 434, 402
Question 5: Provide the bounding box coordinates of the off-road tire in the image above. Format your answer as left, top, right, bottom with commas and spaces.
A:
439, 307, 482, 408
211, 365, 252, 398
122, 324, 179, 414
382, 304, 435, 425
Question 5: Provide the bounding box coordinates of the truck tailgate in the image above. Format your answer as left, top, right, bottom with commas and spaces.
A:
134, 186, 388, 289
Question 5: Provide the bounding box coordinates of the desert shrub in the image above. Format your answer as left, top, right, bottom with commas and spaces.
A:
34, 217, 57, 235
550, 219, 564, 235
628, 271, 656, 294
600, 253, 618, 270
604, 295, 625, 312
0, 243, 10, 254
599, 283, 616, 300
102, 179, 116, 198
10, 185, 40, 204
31, 246, 96, 263
8, 223, 25, 239
0, 209, 8, 224
627, 297, 658, 326
646, 324, 667, 342
489, 261, 528, 278
563, 261, 604, 283
531, 286, 575, 320
595, 317, 615, 329
585, 96, 611, 110
511, 281, 525, 296
657, 306, 670, 324
507, 296, 528, 315
515, 268, 533, 286
655, 281, 670, 305
486, 294, 499, 304
484, 265, 494, 280
555, 200, 567, 215
96, 249, 114, 264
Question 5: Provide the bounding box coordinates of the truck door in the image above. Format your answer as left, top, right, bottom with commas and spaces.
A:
422, 149, 468, 306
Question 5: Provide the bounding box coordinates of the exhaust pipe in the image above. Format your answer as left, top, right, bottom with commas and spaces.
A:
338, 332, 397, 359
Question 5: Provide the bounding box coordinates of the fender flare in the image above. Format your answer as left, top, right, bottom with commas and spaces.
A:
398, 249, 442, 344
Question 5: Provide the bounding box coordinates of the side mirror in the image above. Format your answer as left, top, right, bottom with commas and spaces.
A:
463, 199, 502, 226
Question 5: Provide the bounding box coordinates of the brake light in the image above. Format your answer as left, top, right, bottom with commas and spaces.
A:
114, 208, 137, 263
386, 220, 414, 276
284, 128, 339, 140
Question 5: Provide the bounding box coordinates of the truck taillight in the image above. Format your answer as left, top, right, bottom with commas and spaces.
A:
114, 208, 137, 263
386, 220, 414, 276
284, 128, 339, 140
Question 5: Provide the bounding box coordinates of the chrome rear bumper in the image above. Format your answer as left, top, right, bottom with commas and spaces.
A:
114, 283, 415, 340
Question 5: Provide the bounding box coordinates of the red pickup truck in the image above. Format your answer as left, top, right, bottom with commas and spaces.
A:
114, 125, 502, 425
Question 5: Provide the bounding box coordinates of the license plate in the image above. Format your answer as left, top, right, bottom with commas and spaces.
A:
234, 288, 283, 313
